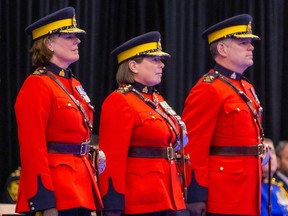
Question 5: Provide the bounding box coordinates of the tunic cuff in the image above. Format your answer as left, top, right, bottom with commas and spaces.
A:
186, 170, 208, 202
102, 178, 124, 210
28, 175, 56, 212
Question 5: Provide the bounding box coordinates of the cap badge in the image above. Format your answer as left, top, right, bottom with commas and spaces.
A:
247, 21, 252, 33
72, 15, 77, 27
157, 39, 162, 50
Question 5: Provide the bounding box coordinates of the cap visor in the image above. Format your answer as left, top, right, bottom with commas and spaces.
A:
59, 27, 86, 34
146, 51, 171, 58
234, 34, 260, 40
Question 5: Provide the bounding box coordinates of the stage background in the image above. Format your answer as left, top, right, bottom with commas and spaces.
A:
1, 0, 287, 201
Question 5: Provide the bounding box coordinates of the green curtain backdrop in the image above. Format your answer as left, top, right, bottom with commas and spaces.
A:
0, 0, 287, 199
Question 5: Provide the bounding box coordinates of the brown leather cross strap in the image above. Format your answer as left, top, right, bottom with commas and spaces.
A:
210, 144, 265, 156
130, 88, 180, 142
46, 71, 93, 131
218, 75, 264, 141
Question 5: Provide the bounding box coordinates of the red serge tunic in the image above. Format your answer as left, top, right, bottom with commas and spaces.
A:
182, 64, 263, 215
99, 83, 186, 214
14, 63, 102, 213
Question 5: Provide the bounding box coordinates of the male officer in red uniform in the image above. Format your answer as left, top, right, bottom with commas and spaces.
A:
15, 7, 102, 215
182, 14, 264, 216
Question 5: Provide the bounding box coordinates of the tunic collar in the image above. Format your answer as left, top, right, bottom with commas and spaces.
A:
132, 82, 155, 94
45, 62, 73, 78
214, 64, 243, 81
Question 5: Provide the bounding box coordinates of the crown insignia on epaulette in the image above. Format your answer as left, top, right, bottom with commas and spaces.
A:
32, 67, 47, 75
116, 84, 133, 94
203, 75, 215, 82
202, 71, 219, 83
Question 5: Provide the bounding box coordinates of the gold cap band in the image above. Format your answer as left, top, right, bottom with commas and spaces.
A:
117, 41, 169, 63
32, 16, 85, 40
208, 25, 247, 44
118, 42, 157, 63
208, 22, 259, 44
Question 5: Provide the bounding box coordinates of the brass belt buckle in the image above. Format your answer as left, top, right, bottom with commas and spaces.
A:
80, 141, 91, 155
257, 143, 264, 157
167, 147, 174, 161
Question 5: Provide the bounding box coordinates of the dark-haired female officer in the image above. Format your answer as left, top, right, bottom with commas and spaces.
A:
99, 31, 188, 216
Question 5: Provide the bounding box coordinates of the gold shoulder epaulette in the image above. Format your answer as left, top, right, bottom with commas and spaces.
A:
202, 71, 219, 83
32, 67, 47, 76
116, 84, 133, 94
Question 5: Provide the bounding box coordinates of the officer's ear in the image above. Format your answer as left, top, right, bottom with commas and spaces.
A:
128, 60, 138, 74
217, 42, 227, 57
46, 37, 54, 52
217, 39, 231, 57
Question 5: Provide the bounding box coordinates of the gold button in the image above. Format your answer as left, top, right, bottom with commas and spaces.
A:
220, 166, 224, 171
68, 103, 71, 106
236, 108, 240, 111
151, 116, 155, 119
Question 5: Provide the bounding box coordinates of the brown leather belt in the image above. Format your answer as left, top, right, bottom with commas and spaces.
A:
128, 146, 175, 160
47, 140, 91, 155
209, 144, 264, 156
